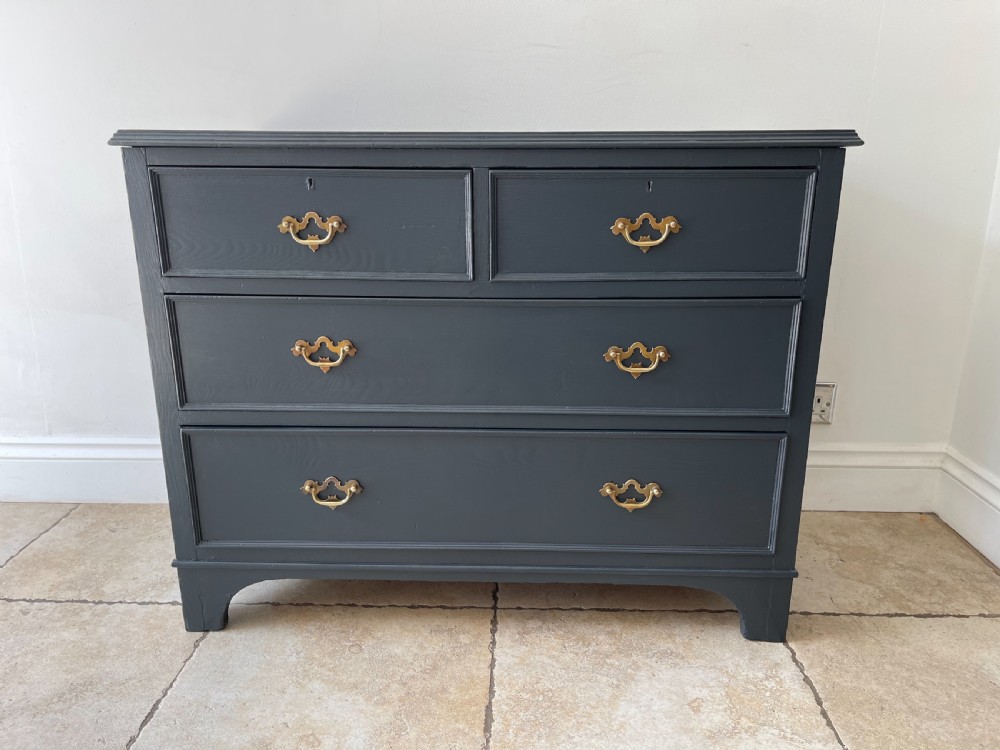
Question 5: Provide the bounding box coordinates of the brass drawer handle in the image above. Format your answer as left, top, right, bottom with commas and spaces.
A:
291, 336, 356, 373
611, 213, 681, 253
278, 212, 347, 252
301, 476, 363, 509
603, 342, 670, 379
600, 479, 662, 512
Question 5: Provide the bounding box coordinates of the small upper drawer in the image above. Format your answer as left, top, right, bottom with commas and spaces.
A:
491, 169, 815, 281
151, 168, 472, 280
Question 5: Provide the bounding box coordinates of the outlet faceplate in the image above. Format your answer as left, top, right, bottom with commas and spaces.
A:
812, 383, 836, 423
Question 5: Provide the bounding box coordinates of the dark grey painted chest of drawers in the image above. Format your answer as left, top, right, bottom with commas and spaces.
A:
111, 130, 861, 641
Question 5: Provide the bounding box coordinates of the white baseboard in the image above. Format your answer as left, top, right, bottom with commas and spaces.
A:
803, 466, 941, 512
0, 437, 167, 503
1, 436, 997, 566
803, 443, 944, 512
937, 448, 1000, 567
803, 442, 999, 566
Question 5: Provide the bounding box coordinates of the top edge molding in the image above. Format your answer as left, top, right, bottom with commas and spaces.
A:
109, 130, 863, 149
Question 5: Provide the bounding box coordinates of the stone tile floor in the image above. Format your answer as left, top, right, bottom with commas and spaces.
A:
1, 505, 998, 749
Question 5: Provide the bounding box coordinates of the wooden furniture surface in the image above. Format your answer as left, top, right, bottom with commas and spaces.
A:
112, 129, 861, 640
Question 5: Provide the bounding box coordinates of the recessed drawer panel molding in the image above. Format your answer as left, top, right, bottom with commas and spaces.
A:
169, 296, 800, 416
152, 168, 472, 280
491, 169, 816, 281
185, 428, 786, 553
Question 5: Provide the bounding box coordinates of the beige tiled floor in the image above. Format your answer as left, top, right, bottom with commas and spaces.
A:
1, 505, 998, 749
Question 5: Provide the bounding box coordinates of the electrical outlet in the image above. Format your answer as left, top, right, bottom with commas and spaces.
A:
812, 383, 836, 423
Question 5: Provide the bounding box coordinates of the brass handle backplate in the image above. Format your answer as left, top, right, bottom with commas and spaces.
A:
604, 342, 670, 379
600, 479, 662, 513
291, 336, 356, 373
610, 213, 681, 253
278, 212, 347, 252
301, 476, 363, 509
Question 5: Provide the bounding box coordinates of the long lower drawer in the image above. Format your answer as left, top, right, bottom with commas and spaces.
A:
186, 428, 786, 554
170, 296, 800, 416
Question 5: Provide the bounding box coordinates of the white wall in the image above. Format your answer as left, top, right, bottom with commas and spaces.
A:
819, 0, 1000, 447
937, 146, 1000, 564
1, 1, 999, 511
952, 165, 1000, 477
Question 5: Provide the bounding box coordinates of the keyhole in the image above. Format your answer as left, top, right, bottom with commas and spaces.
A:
647, 180, 653, 193
306, 177, 315, 191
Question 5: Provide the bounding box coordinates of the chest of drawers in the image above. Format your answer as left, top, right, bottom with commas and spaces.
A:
111, 130, 861, 641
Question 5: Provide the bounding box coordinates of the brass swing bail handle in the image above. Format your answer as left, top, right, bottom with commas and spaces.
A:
599, 479, 662, 512
301, 476, 363, 509
610, 213, 681, 253
604, 342, 670, 379
278, 211, 347, 252
291, 336, 356, 373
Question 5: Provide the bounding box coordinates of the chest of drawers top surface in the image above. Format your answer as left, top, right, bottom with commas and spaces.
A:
114, 130, 859, 641
109, 130, 863, 148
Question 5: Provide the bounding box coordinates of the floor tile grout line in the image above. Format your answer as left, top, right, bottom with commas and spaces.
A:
126, 632, 208, 750
0, 597, 180, 606
482, 583, 500, 750
0, 503, 79, 567
501, 605, 739, 614
5, 589, 991, 624
241, 600, 495, 611
4, 596, 999, 619
791, 610, 1000, 619
783, 641, 847, 750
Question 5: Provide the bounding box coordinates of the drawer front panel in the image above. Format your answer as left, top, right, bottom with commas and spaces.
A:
153, 168, 472, 279
187, 428, 785, 553
492, 169, 814, 280
171, 297, 799, 416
